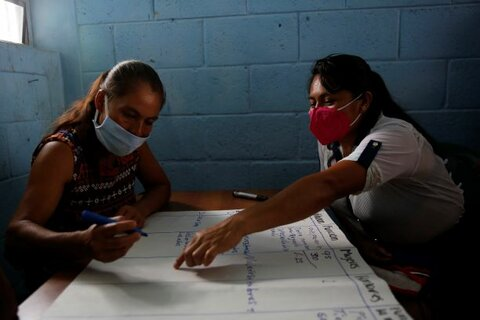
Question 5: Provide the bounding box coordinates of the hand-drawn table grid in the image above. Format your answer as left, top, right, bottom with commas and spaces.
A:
40, 209, 411, 320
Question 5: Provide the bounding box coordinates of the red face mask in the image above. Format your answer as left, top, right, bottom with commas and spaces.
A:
308, 94, 363, 145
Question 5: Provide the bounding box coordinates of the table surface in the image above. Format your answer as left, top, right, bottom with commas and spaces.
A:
18, 190, 430, 320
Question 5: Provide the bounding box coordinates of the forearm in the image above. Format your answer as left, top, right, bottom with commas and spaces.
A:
5, 220, 90, 264
235, 162, 365, 237
134, 183, 171, 217
235, 174, 340, 236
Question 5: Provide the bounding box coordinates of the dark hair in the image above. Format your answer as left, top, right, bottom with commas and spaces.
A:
310, 54, 436, 147
46, 60, 165, 143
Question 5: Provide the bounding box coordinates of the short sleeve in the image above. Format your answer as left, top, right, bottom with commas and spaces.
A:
31, 129, 82, 181
342, 122, 422, 191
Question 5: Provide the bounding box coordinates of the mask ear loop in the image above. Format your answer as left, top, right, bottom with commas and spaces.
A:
349, 111, 363, 127
337, 93, 363, 111
103, 94, 110, 117
93, 94, 110, 126
338, 93, 365, 127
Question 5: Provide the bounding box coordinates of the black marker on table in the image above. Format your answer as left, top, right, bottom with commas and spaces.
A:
232, 191, 269, 201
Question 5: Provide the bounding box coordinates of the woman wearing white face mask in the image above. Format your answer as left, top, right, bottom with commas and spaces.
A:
174, 54, 464, 296
6, 60, 171, 294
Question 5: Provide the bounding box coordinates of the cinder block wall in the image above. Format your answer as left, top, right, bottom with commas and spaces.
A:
0, 41, 64, 299
29, 0, 480, 191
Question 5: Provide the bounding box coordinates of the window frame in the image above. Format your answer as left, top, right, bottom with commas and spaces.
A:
1, 0, 32, 45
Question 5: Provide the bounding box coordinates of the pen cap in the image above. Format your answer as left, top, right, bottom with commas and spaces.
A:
257, 194, 269, 201
232, 191, 269, 201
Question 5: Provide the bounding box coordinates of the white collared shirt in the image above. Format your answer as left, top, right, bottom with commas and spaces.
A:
318, 114, 464, 244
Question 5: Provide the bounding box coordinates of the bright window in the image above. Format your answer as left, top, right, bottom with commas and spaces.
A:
0, 0, 29, 44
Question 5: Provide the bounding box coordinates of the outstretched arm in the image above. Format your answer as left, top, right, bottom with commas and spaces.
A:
174, 160, 366, 269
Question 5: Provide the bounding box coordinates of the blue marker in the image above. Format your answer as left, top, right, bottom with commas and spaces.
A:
81, 210, 148, 237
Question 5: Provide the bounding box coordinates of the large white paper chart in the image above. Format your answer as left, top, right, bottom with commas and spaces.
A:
40, 209, 412, 320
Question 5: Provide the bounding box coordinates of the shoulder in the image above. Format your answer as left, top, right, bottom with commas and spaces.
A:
344, 116, 428, 188
370, 115, 415, 136
31, 136, 75, 182
362, 115, 421, 152
33, 140, 74, 168
25, 139, 76, 187
353, 115, 425, 166
33, 129, 79, 157
47, 129, 80, 147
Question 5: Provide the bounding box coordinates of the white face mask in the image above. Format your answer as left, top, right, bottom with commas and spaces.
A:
92, 95, 148, 156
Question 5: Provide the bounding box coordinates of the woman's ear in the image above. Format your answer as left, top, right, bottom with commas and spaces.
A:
362, 91, 373, 111
94, 90, 106, 112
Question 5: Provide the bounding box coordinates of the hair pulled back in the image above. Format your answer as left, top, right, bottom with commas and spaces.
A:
46, 60, 165, 142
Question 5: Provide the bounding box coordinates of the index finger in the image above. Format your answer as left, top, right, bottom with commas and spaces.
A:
174, 234, 202, 269
173, 254, 185, 269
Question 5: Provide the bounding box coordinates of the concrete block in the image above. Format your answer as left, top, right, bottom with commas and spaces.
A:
448, 59, 480, 109
204, 115, 298, 160
5, 47, 64, 118
1, 43, 61, 87
159, 67, 249, 115
79, 25, 115, 72
163, 159, 319, 191
7, 121, 44, 176
249, 160, 318, 189
372, 60, 447, 111
7, 44, 48, 75
401, 5, 480, 59
31, 0, 83, 105
154, 0, 245, 19
0, 72, 15, 122
82, 72, 100, 95
248, 0, 343, 13
250, 63, 311, 112
347, 0, 449, 8
76, 0, 153, 24
0, 72, 49, 122
205, 14, 298, 66
115, 20, 203, 68
0, 42, 13, 71
300, 9, 398, 61
298, 113, 319, 160
33, 76, 52, 121
162, 162, 205, 191
149, 116, 207, 161
45, 53, 66, 117
163, 161, 251, 191
0, 127, 10, 179
410, 111, 480, 149
201, 161, 251, 190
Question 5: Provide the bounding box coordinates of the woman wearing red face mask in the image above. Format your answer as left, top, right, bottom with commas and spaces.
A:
174, 55, 464, 285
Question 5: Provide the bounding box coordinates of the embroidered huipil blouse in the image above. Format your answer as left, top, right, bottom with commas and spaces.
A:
32, 129, 139, 232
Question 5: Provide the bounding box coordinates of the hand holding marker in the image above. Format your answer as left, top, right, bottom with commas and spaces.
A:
81, 210, 148, 237
232, 191, 269, 201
